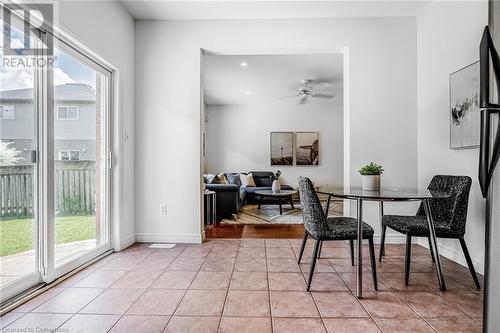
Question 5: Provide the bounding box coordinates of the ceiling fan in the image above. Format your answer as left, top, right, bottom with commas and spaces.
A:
282, 78, 335, 104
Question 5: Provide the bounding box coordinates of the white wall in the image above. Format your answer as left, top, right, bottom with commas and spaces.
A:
205, 98, 344, 188
135, 18, 418, 243
56, 1, 136, 250
417, 1, 488, 273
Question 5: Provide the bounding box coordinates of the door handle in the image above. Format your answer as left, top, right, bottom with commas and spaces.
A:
30, 150, 37, 164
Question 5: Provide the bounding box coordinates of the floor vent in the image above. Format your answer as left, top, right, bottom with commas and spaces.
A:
149, 243, 176, 249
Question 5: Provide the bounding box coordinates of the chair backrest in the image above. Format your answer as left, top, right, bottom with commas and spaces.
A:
417, 175, 472, 235
298, 177, 328, 237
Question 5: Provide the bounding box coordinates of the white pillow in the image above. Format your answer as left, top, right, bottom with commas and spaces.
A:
240, 173, 256, 187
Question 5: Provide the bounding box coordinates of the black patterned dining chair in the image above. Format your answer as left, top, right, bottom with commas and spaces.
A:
297, 177, 378, 291
379, 175, 480, 289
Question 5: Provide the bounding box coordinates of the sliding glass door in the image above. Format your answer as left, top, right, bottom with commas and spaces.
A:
52, 44, 111, 274
0, 17, 42, 302
0, 7, 112, 304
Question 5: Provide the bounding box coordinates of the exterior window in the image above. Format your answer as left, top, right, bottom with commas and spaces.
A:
58, 150, 80, 161
0, 105, 15, 119
57, 106, 79, 120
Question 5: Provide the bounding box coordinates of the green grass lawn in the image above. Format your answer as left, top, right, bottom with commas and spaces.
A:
0, 216, 96, 257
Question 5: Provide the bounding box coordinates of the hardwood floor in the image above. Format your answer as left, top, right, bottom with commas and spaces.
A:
205, 223, 305, 238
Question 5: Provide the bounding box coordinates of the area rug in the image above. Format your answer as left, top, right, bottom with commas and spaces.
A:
220, 201, 343, 225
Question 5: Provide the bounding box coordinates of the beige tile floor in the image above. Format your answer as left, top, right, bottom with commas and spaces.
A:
0, 239, 483, 332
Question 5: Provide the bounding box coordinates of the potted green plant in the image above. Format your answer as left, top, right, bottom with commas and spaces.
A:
359, 162, 384, 191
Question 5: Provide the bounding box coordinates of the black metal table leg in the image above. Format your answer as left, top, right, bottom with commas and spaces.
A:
379, 201, 385, 256
325, 195, 331, 216
278, 198, 283, 215
289, 195, 294, 209
356, 198, 363, 298
258, 195, 264, 209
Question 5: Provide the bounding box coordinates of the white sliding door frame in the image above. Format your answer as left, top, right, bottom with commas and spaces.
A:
0, 15, 44, 303
42, 33, 113, 283
1, 4, 115, 304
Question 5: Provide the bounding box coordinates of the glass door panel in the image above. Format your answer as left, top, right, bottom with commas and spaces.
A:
52, 46, 109, 267
0, 21, 40, 298
0, 8, 112, 305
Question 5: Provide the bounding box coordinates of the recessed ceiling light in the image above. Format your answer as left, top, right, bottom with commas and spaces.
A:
244, 90, 252, 95
240, 61, 248, 68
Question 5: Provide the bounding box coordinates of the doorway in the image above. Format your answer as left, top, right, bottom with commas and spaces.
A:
200, 51, 349, 239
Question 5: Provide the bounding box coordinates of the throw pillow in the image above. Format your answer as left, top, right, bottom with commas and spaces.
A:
204, 174, 215, 184
240, 173, 256, 187
211, 175, 223, 184
217, 173, 229, 184
227, 173, 241, 186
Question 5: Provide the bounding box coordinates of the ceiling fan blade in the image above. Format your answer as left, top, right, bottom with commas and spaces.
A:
311, 93, 334, 99
278, 94, 299, 99
311, 77, 335, 85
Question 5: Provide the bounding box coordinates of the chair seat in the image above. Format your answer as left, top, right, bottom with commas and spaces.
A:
382, 215, 463, 238
319, 217, 374, 240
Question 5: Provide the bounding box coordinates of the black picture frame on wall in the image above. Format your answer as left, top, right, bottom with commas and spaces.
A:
270, 132, 293, 166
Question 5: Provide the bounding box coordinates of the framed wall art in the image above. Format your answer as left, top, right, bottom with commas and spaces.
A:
450, 61, 480, 149
295, 131, 319, 166
270, 132, 293, 165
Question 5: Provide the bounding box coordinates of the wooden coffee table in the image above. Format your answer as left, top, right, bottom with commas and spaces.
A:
254, 190, 298, 215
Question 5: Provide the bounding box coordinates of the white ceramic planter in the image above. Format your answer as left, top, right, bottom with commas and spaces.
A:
362, 175, 381, 191
272, 180, 281, 193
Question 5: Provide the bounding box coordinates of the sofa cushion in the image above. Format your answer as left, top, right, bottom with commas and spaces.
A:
249, 171, 274, 187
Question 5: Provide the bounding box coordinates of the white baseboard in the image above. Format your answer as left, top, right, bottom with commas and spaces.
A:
135, 233, 203, 244
130, 233, 405, 245
122, 234, 136, 250
351, 235, 407, 244
373, 234, 407, 244
417, 239, 484, 275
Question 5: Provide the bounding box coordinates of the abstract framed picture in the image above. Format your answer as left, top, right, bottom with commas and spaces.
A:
270, 132, 293, 165
295, 131, 319, 166
450, 61, 480, 149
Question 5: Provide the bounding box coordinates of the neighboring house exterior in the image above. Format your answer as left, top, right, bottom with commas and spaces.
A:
0, 83, 96, 163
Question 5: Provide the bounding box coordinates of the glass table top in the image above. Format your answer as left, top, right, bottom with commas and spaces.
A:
316, 186, 451, 201
254, 190, 298, 196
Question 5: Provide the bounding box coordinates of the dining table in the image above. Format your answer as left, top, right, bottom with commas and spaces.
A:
316, 186, 451, 299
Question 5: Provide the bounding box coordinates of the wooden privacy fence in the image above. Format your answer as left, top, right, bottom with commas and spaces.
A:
0, 161, 96, 218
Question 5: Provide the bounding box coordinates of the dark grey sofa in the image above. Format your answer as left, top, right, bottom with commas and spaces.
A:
205, 183, 241, 222
205, 171, 294, 221
242, 171, 294, 204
